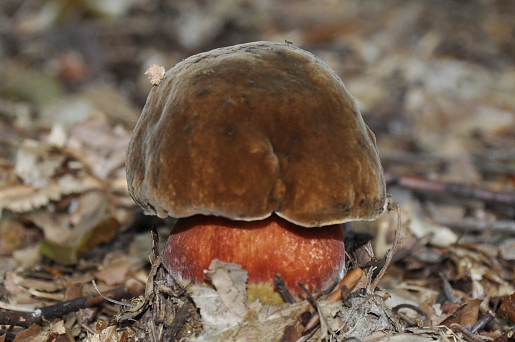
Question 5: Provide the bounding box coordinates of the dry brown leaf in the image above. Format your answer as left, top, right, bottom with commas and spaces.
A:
14, 139, 65, 189
85, 325, 133, 342
0, 210, 25, 254
500, 292, 515, 323
440, 299, 482, 328
10, 321, 66, 342
95, 254, 142, 286
4, 271, 32, 298
17, 275, 61, 293
188, 260, 401, 341
64, 281, 83, 301
30, 192, 121, 264
65, 118, 131, 180
0, 174, 103, 213
11, 324, 43, 342
13, 320, 66, 342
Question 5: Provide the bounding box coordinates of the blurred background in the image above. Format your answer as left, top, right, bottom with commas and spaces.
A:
1, 0, 515, 339
2, 0, 514, 178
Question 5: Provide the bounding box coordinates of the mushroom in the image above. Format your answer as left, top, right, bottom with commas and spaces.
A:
126, 41, 385, 304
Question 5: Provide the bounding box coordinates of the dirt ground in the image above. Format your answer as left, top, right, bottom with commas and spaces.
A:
1, 0, 515, 341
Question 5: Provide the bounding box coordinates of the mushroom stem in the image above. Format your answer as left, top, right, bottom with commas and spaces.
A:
162, 214, 345, 305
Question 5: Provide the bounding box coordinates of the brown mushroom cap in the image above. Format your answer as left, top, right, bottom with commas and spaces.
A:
126, 41, 385, 227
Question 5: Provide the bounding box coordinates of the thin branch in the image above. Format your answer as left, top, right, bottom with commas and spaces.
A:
0, 286, 139, 328
370, 203, 402, 290
392, 303, 429, 327
386, 173, 515, 207
450, 323, 485, 342
434, 217, 515, 233
92, 280, 136, 307
299, 282, 333, 339
470, 311, 495, 334
302, 268, 364, 334
274, 274, 296, 304
438, 273, 461, 304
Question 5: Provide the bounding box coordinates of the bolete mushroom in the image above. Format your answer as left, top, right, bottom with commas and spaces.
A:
126, 41, 385, 304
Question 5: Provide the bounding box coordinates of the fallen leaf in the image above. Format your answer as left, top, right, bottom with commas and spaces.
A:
14, 139, 65, 189
500, 292, 515, 323
11, 324, 43, 342
0, 174, 103, 213
65, 118, 131, 180
95, 254, 142, 286
440, 299, 482, 328
0, 210, 25, 254
189, 260, 249, 335
33, 192, 121, 264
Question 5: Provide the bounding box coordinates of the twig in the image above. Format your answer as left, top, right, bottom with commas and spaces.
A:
169, 300, 198, 339
274, 274, 296, 304
438, 273, 461, 304
370, 202, 402, 290
115, 226, 166, 322
387, 173, 515, 207
393, 303, 428, 327
450, 323, 485, 342
493, 326, 515, 342
0, 286, 138, 328
79, 322, 97, 335
470, 311, 495, 334
434, 217, 515, 233
92, 280, 136, 307
299, 282, 333, 339
302, 268, 363, 334
365, 266, 376, 292
388, 233, 433, 265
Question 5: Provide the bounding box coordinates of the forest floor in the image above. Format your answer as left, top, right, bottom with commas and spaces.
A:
1, 0, 515, 341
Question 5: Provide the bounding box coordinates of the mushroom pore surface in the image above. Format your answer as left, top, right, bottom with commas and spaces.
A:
126, 41, 385, 227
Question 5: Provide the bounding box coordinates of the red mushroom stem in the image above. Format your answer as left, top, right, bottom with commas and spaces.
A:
162, 214, 345, 305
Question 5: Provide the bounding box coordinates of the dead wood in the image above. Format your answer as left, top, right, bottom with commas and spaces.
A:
0, 286, 138, 328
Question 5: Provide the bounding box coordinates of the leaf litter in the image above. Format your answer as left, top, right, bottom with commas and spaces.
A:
1, 0, 515, 341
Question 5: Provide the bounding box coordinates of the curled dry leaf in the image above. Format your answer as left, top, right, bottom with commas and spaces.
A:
0, 173, 103, 214
0, 210, 25, 254
439, 299, 482, 328
0, 116, 133, 263
65, 118, 131, 180
115, 227, 162, 323
95, 254, 142, 286
14, 139, 65, 189
28, 191, 121, 265
189, 260, 249, 334
8, 320, 66, 342
186, 261, 401, 341
85, 325, 133, 342
499, 292, 515, 323
363, 331, 439, 341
